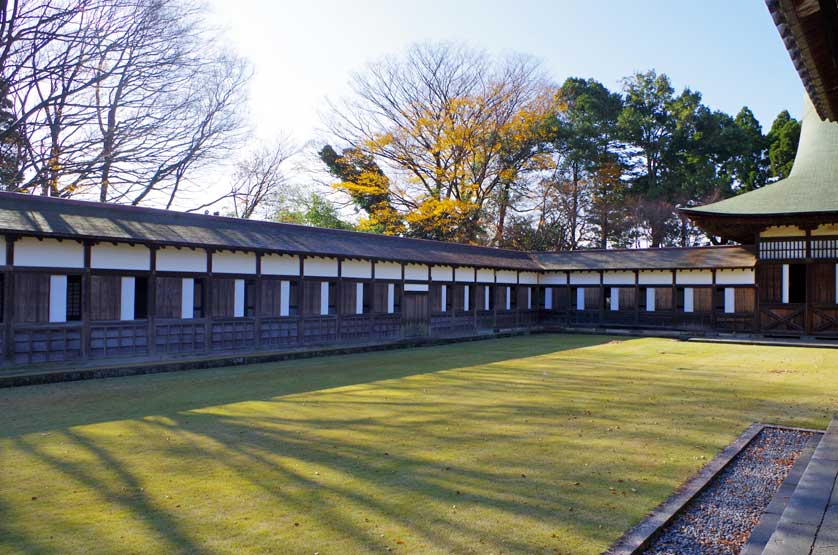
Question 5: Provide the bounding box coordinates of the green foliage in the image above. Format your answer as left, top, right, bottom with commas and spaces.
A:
274, 192, 355, 230
767, 110, 801, 180
320, 56, 799, 250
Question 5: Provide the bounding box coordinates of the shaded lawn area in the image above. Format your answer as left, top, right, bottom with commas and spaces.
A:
1, 335, 837, 555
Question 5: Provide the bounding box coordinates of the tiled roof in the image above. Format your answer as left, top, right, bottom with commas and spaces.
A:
0, 192, 756, 271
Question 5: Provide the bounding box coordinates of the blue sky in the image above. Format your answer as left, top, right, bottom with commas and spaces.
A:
207, 0, 804, 146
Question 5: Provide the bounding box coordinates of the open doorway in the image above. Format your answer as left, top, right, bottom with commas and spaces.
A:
789, 263, 806, 303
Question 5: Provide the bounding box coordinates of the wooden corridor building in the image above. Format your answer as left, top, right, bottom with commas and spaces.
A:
1, 0, 837, 368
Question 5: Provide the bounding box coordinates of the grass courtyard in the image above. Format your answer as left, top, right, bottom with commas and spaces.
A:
1, 334, 837, 555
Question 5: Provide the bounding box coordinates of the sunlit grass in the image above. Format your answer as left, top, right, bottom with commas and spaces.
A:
1, 334, 836, 554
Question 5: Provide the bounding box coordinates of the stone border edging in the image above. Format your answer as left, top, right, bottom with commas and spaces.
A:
604, 423, 765, 555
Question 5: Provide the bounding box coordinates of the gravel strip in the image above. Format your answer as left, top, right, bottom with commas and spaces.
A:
641, 427, 813, 555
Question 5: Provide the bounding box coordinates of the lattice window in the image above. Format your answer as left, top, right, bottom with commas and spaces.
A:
759, 239, 807, 260
811, 238, 838, 259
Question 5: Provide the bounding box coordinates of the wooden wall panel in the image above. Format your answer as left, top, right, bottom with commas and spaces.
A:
810, 263, 836, 304
339, 282, 356, 315
655, 288, 673, 310
303, 281, 322, 316
372, 283, 388, 313
260, 278, 282, 316
211, 278, 235, 318
735, 288, 756, 312
619, 287, 636, 309
155, 277, 182, 319
451, 285, 465, 311
14, 272, 50, 323
553, 287, 570, 310
584, 287, 601, 309
757, 264, 783, 302
694, 288, 713, 313
90, 275, 121, 321
517, 286, 529, 309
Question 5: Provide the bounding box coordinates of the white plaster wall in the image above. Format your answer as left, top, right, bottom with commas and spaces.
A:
16, 237, 83, 268
262, 254, 300, 276
342, 259, 372, 279
387, 283, 395, 313
526, 287, 532, 309
91, 243, 150, 271
603, 271, 635, 285
683, 288, 694, 312
676, 270, 713, 285
715, 269, 755, 285
463, 285, 470, 311
320, 281, 330, 315
0, 236, 5, 265
304, 257, 338, 277
610, 289, 620, 311
376, 261, 402, 280
646, 288, 656, 311
724, 287, 735, 314
440, 285, 447, 311
496, 270, 517, 284
782, 264, 790, 303
355, 282, 364, 314
504, 286, 511, 310
519, 272, 538, 285
157, 247, 206, 273
638, 271, 672, 285
120, 277, 135, 320
181, 278, 194, 318
49, 275, 67, 322
569, 271, 600, 285
234, 279, 245, 317
405, 283, 429, 292
404, 264, 428, 281
544, 287, 553, 310
213, 251, 256, 274
431, 265, 453, 281
576, 288, 585, 310
540, 272, 567, 285
280, 280, 291, 316
454, 267, 475, 282
476, 268, 495, 283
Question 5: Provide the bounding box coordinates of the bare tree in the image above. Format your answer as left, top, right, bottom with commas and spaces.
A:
0, 0, 250, 206
187, 137, 296, 219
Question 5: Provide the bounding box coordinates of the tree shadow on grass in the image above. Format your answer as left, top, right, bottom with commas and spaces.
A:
2, 334, 833, 554
0, 334, 616, 438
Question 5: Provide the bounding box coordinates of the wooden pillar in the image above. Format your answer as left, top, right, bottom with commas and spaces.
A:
598, 271, 604, 326
671, 270, 677, 329
400, 262, 406, 338
805, 228, 812, 335
205, 249, 212, 352
336, 257, 343, 342
634, 270, 640, 326
710, 269, 717, 330
297, 256, 304, 345
81, 241, 92, 360
148, 246, 157, 356
4, 236, 15, 363
254, 252, 262, 349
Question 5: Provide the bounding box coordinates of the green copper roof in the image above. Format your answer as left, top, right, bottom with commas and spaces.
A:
683, 95, 838, 217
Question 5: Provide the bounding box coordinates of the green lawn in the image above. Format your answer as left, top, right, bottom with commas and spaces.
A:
1, 335, 837, 555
